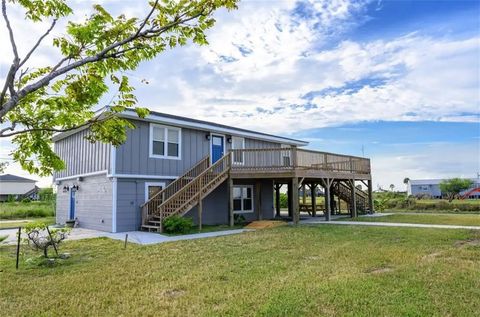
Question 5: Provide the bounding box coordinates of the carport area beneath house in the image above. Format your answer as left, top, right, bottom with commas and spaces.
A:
270, 176, 375, 223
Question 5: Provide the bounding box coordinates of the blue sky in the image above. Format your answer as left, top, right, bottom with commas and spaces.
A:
0, 0, 479, 188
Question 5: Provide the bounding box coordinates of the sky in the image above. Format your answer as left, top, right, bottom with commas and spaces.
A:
0, 0, 479, 190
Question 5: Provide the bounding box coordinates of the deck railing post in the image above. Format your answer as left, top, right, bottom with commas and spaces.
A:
292, 147, 297, 168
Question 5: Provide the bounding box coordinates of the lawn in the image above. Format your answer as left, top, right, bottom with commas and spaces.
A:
0, 201, 55, 219
0, 216, 56, 229
346, 213, 480, 226
1, 226, 479, 316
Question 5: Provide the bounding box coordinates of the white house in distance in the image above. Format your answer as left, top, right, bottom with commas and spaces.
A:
0, 174, 38, 202
407, 178, 480, 199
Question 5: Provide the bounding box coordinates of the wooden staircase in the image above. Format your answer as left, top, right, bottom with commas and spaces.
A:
141, 153, 232, 232
332, 181, 369, 213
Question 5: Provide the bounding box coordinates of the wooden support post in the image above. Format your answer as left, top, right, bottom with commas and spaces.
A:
16, 227, 21, 270
292, 177, 299, 224
275, 183, 281, 218
368, 179, 374, 214
311, 183, 317, 217
350, 179, 357, 218
287, 181, 293, 218
324, 179, 332, 221
302, 184, 306, 205
198, 195, 203, 230
337, 181, 342, 214
228, 176, 234, 226
256, 180, 262, 220
330, 186, 335, 215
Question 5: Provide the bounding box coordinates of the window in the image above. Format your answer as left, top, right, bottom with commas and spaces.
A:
233, 185, 254, 213
145, 182, 166, 202
281, 144, 291, 166
150, 124, 181, 159
232, 136, 245, 164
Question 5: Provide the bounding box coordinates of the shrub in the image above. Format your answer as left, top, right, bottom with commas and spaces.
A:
234, 214, 246, 225
163, 216, 193, 234
0, 235, 7, 243
6, 195, 16, 202
38, 188, 55, 201
279, 193, 288, 208
21, 198, 31, 203
24, 221, 70, 258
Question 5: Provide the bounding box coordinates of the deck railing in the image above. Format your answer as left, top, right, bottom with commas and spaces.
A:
230, 148, 370, 174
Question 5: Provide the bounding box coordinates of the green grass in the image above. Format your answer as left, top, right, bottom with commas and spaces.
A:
163, 224, 244, 236
0, 201, 55, 219
345, 213, 480, 226
0, 216, 56, 229
1, 226, 479, 316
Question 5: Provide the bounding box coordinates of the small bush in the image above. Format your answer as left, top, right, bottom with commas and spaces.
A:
279, 193, 288, 208
163, 216, 194, 234
234, 214, 246, 225
21, 198, 31, 203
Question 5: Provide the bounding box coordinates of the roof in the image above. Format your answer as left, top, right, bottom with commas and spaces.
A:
0, 174, 36, 183
409, 178, 480, 185
52, 107, 309, 146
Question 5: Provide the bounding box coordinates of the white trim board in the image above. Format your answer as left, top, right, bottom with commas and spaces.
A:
107, 173, 178, 180
112, 177, 117, 233
55, 170, 108, 182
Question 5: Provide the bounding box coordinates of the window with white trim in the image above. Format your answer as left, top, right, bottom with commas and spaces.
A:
150, 124, 181, 159
233, 185, 254, 213
232, 136, 245, 164
145, 182, 166, 202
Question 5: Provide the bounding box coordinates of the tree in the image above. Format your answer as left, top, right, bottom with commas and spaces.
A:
439, 178, 473, 202
389, 184, 395, 192
0, 0, 238, 175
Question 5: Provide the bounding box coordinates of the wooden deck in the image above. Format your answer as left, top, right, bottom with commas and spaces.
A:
230, 148, 371, 180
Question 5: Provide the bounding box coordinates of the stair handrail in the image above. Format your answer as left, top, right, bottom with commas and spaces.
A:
140, 155, 210, 208
158, 152, 232, 217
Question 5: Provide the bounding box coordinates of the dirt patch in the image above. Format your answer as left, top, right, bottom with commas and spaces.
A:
162, 289, 185, 298
365, 266, 394, 274
421, 252, 443, 261
245, 220, 287, 229
454, 239, 480, 248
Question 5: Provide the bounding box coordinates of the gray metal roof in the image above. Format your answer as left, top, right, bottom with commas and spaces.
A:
122, 108, 308, 146
0, 174, 36, 182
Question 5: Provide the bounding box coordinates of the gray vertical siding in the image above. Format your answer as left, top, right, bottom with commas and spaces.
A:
115, 120, 210, 176
54, 129, 111, 179
116, 178, 173, 232
185, 179, 274, 225
115, 119, 283, 176
56, 174, 113, 231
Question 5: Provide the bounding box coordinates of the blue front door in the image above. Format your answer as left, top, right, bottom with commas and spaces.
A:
211, 135, 224, 163
69, 189, 76, 220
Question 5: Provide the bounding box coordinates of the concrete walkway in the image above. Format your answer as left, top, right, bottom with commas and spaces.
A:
300, 219, 480, 230
0, 227, 252, 245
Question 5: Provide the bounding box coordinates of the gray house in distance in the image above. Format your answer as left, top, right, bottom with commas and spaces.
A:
407, 178, 480, 199
0, 174, 38, 202
53, 107, 373, 232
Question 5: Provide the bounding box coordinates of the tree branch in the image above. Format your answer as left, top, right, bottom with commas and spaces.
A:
0, 8, 207, 120
0, 112, 114, 138
0, 0, 20, 107
18, 19, 57, 69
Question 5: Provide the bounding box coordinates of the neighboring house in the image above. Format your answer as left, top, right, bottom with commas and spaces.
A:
53, 107, 373, 232
407, 178, 480, 199
0, 174, 38, 202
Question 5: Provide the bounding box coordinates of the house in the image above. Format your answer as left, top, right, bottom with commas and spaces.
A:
53, 107, 373, 232
0, 174, 38, 202
407, 178, 480, 199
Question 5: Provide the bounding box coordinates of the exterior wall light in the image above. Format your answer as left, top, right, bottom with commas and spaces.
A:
62, 186, 69, 193
205, 134, 211, 140
71, 185, 79, 191
227, 137, 232, 143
